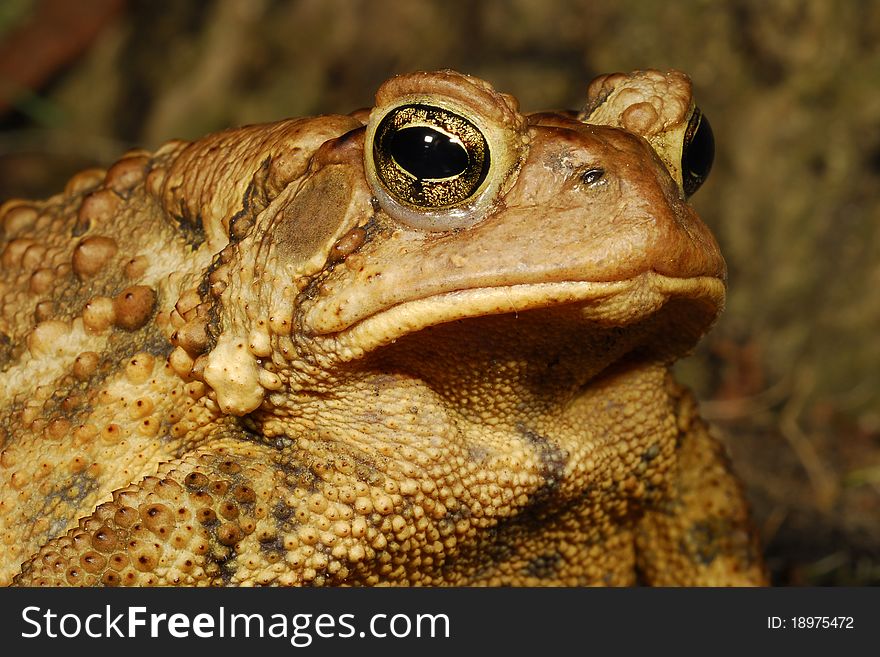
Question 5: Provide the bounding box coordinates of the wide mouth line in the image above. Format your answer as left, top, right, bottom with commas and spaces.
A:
311, 272, 725, 349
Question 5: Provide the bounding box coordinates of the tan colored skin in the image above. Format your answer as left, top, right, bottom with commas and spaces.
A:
0, 70, 765, 586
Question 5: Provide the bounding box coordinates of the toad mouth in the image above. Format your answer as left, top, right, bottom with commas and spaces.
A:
316, 272, 725, 357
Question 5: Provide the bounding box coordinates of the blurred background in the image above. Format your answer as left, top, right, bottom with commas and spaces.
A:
1, 0, 878, 585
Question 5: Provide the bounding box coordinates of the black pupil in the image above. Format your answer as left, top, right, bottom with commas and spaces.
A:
389, 126, 469, 180
682, 112, 715, 197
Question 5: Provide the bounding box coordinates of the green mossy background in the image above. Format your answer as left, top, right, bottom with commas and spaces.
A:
2, 0, 878, 585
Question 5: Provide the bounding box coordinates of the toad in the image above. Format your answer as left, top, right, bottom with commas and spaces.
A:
0, 69, 765, 585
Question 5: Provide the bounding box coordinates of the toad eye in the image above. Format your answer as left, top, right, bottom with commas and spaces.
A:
390, 126, 469, 179
373, 104, 489, 209
681, 107, 714, 197
580, 167, 605, 186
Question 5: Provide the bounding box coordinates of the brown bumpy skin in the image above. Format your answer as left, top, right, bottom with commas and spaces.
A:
0, 69, 766, 586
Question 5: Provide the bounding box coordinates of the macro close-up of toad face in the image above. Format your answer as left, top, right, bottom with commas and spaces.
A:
0, 65, 769, 587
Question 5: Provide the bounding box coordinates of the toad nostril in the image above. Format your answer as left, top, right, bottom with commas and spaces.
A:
581, 168, 605, 185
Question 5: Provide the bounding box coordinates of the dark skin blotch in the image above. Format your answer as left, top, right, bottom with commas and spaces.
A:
24, 470, 101, 544
684, 518, 728, 566
229, 156, 272, 243
516, 423, 569, 504
523, 552, 563, 579
272, 501, 293, 521
258, 536, 285, 555
168, 198, 206, 249
273, 458, 321, 491
0, 331, 12, 368
642, 443, 661, 462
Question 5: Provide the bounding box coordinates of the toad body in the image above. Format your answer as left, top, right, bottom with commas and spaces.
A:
0, 70, 766, 586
